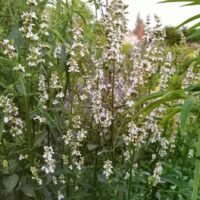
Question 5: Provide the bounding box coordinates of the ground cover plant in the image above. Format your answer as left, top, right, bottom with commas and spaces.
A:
0, 0, 200, 199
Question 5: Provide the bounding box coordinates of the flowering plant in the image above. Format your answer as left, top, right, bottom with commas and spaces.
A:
0, 0, 199, 199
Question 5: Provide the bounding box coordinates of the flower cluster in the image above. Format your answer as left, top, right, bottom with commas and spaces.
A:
42, 146, 56, 174
19, 11, 39, 41
103, 160, 113, 179
38, 74, 49, 108
30, 166, 42, 185
123, 122, 146, 147
27, 47, 42, 67
13, 64, 26, 73
0, 96, 24, 137
40, 8, 50, 36
57, 191, 64, 200
148, 162, 163, 186
183, 63, 196, 88
144, 15, 165, 76
62, 116, 87, 170
83, 0, 128, 133
159, 52, 176, 90
104, 0, 127, 63
1, 39, 17, 59
19, 1, 38, 40
49, 72, 64, 105
53, 45, 62, 59
67, 27, 88, 73
50, 72, 62, 89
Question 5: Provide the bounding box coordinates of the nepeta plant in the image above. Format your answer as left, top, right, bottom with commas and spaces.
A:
0, 0, 199, 199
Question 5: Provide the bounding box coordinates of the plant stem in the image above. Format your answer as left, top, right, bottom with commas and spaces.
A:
93, 153, 98, 199
191, 128, 200, 200
128, 150, 134, 200
110, 62, 115, 159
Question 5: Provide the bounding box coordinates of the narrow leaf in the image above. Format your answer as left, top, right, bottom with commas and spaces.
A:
180, 97, 194, 133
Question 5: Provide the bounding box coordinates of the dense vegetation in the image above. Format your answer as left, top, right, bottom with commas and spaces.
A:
0, 0, 200, 199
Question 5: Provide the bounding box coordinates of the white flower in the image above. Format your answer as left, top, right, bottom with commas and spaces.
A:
59, 175, 66, 184
123, 150, 130, 161
126, 100, 134, 107
50, 73, 62, 89
77, 129, 87, 142
42, 146, 56, 174
58, 191, 64, 200
80, 94, 87, 100
21, 11, 38, 20
26, 32, 39, 41
56, 92, 64, 98
19, 154, 26, 160
31, 166, 43, 185
38, 74, 46, 91
34, 115, 46, 123
40, 23, 48, 29
2, 39, 9, 45
62, 154, 69, 165
63, 129, 73, 145
68, 58, 79, 73
2, 39, 17, 58
125, 172, 130, 180
53, 99, 59, 105
148, 162, 163, 186
54, 46, 62, 58
188, 149, 194, 158
13, 64, 26, 72
103, 160, 113, 179
4, 116, 9, 123
52, 176, 58, 185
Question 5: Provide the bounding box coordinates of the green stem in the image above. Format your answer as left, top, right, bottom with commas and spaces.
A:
110, 63, 115, 159
191, 128, 200, 200
128, 150, 134, 200
93, 154, 98, 199
25, 82, 32, 154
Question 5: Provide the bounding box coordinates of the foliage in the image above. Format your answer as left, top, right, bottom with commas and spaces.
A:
0, 0, 200, 200
165, 26, 182, 45
160, 0, 200, 38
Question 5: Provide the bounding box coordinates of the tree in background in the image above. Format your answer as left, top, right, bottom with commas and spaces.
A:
133, 14, 145, 39
165, 26, 182, 46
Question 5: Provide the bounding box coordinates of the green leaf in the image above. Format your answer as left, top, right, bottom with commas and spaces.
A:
38, 109, 62, 134
51, 29, 65, 43
187, 22, 200, 31
180, 97, 194, 133
16, 76, 27, 96
132, 91, 165, 109
187, 30, 200, 40
33, 132, 47, 147
133, 90, 186, 121
3, 174, 19, 193
8, 160, 18, 173
8, 26, 23, 51
161, 107, 181, 127
21, 183, 36, 198
177, 14, 200, 28
186, 84, 200, 92
159, 0, 200, 6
